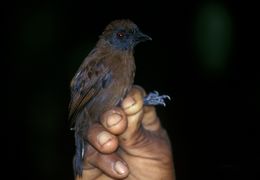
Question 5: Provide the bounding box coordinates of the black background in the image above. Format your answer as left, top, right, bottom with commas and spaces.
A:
5, 0, 259, 179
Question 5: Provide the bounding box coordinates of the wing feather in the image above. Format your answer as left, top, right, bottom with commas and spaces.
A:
68, 55, 109, 123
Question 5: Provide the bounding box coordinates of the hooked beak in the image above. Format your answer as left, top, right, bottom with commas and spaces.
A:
135, 30, 152, 43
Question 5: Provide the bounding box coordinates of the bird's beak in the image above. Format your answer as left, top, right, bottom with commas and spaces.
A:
135, 31, 152, 43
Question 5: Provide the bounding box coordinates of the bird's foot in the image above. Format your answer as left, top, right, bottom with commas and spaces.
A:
143, 91, 171, 106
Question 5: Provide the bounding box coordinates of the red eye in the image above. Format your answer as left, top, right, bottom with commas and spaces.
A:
117, 32, 125, 38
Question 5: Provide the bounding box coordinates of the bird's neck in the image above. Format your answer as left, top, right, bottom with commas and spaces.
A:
96, 39, 134, 55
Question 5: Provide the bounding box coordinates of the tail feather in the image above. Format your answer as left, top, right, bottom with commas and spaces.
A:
73, 133, 85, 177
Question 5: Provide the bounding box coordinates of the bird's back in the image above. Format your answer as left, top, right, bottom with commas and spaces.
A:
69, 47, 135, 132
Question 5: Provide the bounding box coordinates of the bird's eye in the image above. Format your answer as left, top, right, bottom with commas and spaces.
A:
116, 31, 125, 38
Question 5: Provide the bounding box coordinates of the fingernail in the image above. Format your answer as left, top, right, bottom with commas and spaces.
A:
122, 96, 135, 109
97, 131, 112, 146
114, 161, 127, 175
107, 113, 122, 127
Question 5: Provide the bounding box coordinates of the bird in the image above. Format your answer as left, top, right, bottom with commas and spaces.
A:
69, 19, 170, 177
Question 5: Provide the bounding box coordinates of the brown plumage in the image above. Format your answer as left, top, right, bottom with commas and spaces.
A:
69, 19, 152, 176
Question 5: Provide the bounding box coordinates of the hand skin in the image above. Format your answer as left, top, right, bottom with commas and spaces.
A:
76, 86, 175, 180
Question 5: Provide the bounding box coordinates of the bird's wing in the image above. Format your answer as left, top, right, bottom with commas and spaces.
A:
68, 56, 111, 124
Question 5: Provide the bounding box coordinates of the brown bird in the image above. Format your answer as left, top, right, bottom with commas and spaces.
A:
69, 19, 170, 176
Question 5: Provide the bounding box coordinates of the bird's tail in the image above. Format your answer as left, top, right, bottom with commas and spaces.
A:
73, 133, 85, 177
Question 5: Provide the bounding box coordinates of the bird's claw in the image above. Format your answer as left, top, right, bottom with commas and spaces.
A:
143, 91, 171, 106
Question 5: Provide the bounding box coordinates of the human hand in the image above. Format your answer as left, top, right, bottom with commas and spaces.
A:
76, 86, 175, 180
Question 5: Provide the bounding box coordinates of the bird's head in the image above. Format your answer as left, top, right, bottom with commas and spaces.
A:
99, 19, 152, 51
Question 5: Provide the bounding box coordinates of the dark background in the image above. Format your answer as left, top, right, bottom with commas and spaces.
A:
5, 0, 259, 179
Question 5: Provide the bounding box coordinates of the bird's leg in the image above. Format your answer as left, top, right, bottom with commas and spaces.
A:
143, 91, 171, 106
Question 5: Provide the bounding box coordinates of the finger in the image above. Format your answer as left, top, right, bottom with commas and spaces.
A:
133, 85, 147, 96
87, 123, 118, 153
84, 145, 129, 179
121, 86, 144, 116
142, 106, 161, 131
120, 87, 144, 143
100, 107, 128, 135
133, 85, 162, 131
